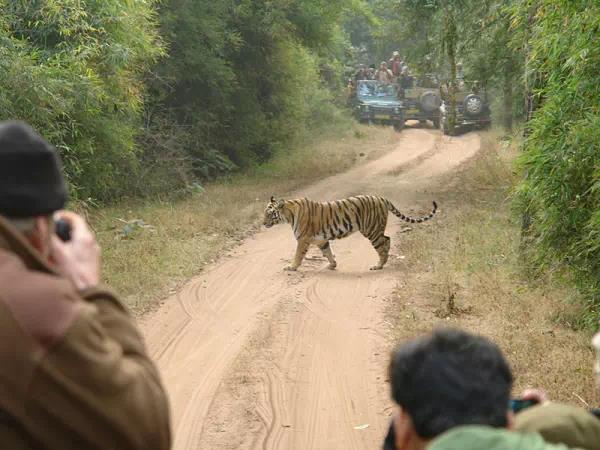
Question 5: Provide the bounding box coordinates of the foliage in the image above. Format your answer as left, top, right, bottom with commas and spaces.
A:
0, 0, 367, 201
514, 0, 600, 326
367, 0, 600, 323
0, 0, 163, 201
149, 0, 366, 180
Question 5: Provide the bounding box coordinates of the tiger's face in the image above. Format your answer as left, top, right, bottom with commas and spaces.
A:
264, 197, 285, 228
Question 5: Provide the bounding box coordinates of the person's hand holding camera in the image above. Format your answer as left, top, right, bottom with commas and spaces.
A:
50, 211, 101, 290
520, 388, 549, 405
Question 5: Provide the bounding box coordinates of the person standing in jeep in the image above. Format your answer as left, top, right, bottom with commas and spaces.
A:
375, 61, 394, 83
354, 64, 370, 84
399, 66, 415, 90
0, 121, 171, 450
389, 51, 403, 78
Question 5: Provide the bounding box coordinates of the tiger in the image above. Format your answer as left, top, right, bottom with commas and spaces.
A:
263, 195, 437, 271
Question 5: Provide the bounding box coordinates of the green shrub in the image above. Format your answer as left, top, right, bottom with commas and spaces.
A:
0, 0, 162, 201
514, 1, 600, 326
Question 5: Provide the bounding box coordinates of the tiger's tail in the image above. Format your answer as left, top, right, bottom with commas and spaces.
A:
386, 199, 438, 224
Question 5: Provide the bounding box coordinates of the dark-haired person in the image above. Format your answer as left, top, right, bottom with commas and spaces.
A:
355, 64, 369, 84
385, 328, 575, 449
398, 66, 414, 91
0, 121, 171, 449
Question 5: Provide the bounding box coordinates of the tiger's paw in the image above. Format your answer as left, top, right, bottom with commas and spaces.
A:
327, 263, 337, 270
370, 265, 383, 271
284, 266, 298, 272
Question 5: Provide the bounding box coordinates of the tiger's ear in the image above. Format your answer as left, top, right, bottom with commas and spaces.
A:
277, 199, 285, 208
270, 196, 275, 203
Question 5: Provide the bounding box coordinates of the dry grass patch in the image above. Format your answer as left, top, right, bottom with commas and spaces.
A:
386, 130, 600, 406
90, 124, 399, 314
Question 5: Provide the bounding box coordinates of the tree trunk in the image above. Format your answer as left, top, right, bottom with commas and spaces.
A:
503, 59, 513, 131
443, 2, 457, 130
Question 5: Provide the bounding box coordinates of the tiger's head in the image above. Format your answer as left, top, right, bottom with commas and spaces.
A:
264, 196, 285, 228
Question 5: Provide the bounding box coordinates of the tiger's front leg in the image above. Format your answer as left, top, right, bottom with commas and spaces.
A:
285, 239, 311, 271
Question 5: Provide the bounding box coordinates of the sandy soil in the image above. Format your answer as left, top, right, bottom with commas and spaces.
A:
140, 127, 481, 450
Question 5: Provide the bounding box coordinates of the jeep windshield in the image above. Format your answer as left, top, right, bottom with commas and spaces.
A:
356, 80, 399, 102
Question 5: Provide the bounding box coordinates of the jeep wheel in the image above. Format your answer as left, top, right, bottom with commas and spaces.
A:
419, 91, 441, 113
463, 94, 483, 116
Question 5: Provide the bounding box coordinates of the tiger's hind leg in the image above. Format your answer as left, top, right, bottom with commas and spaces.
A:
369, 235, 391, 271
317, 241, 337, 270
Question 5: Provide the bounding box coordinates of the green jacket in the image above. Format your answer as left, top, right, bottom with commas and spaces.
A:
515, 403, 600, 450
429, 426, 580, 450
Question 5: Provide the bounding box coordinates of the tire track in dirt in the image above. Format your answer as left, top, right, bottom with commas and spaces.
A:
139, 129, 481, 450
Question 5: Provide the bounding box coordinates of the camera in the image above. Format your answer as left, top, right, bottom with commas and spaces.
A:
54, 218, 72, 242
509, 398, 539, 413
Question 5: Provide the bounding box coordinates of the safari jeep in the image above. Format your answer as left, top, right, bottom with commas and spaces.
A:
439, 80, 491, 135
399, 74, 441, 128
354, 80, 405, 131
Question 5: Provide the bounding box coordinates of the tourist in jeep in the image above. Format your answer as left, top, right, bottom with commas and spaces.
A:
375, 62, 393, 83
354, 65, 369, 84
367, 64, 377, 80
399, 66, 414, 90
389, 52, 403, 77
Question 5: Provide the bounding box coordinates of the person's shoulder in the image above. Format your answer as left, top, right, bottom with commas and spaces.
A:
429, 426, 575, 450
0, 249, 83, 348
515, 403, 600, 449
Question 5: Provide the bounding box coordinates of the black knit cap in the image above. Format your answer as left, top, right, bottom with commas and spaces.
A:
0, 121, 68, 217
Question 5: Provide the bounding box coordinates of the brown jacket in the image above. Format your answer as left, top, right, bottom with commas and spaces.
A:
0, 217, 171, 449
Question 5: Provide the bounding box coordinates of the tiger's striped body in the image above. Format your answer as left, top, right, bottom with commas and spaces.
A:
263, 195, 437, 271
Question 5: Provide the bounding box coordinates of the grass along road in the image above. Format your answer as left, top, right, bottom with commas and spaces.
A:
384, 131, 600, 406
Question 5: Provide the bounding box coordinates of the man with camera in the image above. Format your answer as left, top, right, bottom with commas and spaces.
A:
0, 121, 171, 449
384, 328, 575, 449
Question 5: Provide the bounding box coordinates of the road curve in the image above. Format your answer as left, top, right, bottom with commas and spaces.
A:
140, 128, 481, 450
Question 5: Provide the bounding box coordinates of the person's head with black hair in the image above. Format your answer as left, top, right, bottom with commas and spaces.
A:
386, 328, 514, 450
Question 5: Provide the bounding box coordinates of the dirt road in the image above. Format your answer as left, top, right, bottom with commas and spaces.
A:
140, 128, 481, 449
